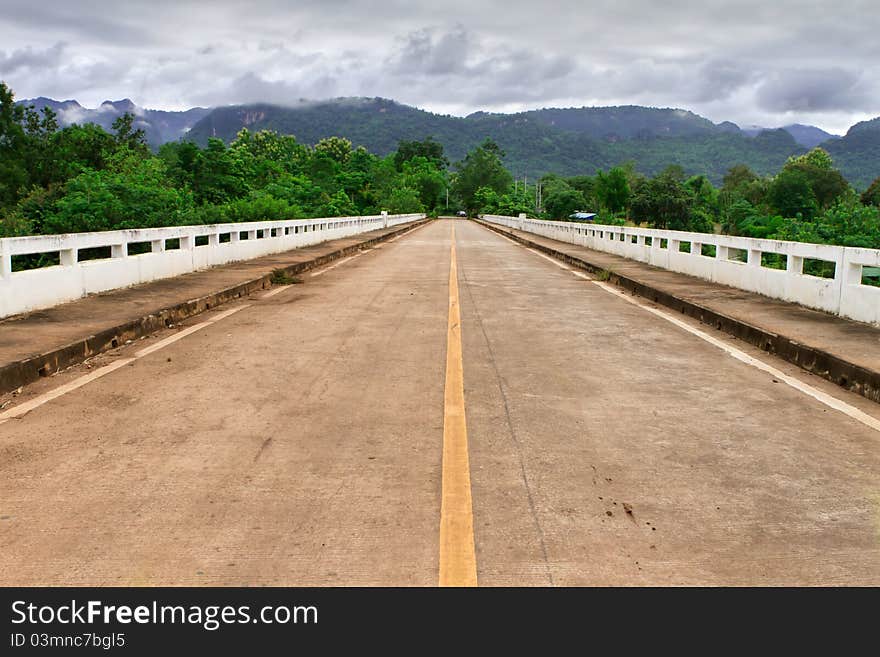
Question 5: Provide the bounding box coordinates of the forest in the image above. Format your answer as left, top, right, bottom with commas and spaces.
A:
0, 83, 446, 240
2, 82, 879, 264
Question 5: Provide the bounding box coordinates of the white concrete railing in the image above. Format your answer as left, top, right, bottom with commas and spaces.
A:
0, 212, 424, 318
482, 214, 880, 326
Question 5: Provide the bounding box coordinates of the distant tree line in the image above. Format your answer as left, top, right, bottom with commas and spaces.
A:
0, 82, 448, 239
470, 141, 880, 252
2, 80, 879, 262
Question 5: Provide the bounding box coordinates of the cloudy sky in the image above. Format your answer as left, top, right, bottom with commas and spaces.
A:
1, 0, 878, 133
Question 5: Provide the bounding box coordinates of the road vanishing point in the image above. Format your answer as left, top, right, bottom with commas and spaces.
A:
1, 218, 879, 586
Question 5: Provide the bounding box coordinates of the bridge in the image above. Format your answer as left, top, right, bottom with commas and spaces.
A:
0, 215, 878, 586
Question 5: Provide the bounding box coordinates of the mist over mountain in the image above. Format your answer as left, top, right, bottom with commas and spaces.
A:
18, 95, 879, 187
18, 97, 210, 147
741, 122, 840, 148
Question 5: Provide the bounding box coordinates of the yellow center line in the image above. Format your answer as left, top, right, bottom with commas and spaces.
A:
439, 222, 478, 587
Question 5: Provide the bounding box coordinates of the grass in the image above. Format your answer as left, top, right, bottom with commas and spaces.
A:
270, 268, 303, 285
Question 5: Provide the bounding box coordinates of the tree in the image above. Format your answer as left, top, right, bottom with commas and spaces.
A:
191, 138, 250, 205
862, 176, 880, 207
542, 179, 586, 219
630, 170, 693, 230
314, 136, 352, 164
722, 164, 758, 193
401, 156, 446, 211
111, 113, 149, 155
451, 139, 512, 212
41, 154, 193, 234
781, 147, 849, 209
768, 168, 817, 219
394, 137, 448, 170
594, 167, 630, 214
383, 186, 424, 214
0, 81, 29, 207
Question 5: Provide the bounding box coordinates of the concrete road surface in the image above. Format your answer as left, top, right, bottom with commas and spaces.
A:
1, 219, 878, 585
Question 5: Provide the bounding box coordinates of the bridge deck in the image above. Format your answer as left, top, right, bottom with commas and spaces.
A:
485, 220, 880, 374
1, 219, 878, 585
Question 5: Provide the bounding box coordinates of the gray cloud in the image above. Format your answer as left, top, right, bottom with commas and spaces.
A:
756, 68, 873, 113
0, 42, 66, 75
0, 1, 877, 133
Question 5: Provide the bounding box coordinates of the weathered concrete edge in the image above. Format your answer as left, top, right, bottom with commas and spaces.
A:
0, 219, 431, 395
476, 219, 880, 405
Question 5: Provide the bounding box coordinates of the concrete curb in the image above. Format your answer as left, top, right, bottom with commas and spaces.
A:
0, 219, 431, 395
476, 219, 880, 405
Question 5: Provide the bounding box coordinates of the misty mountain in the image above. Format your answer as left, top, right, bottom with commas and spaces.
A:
501, 106, 729, 141
18, 96, 879, 187
741, 123, 839, 148
17, 97, 211, 147
188, 99, 871, 184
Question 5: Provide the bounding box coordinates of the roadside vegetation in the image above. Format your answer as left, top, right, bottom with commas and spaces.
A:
2, 81, 878, 257
0, 82, 449, 238
473, 148, 880, 251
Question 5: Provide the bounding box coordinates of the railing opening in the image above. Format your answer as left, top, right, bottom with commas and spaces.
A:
644, 236, 653, 247
165, 238, 181, 250
660, 238, 668, 249
862, 266, 880, 287
761, 252, 787, 269
219, 233, 231, 243
127, 241, 152, 256
679, 241, 691, 253
727, 247, 748, 263
12, 252, 60, 272
78, 246, 113, 262
803, 258, 836, 279
700, 244, 717, 258
195, 235, 209, 247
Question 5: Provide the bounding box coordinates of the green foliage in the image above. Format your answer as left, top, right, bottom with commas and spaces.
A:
542, 179, 587, 219
768, 167, 817, 220
1, 81, 877, 256
314, 136, 352, 163
0, 82, 450, 236
394, 137, 448, 170
630, 169, 694, 230
451, 139, 513, 212
595, 167, 630, 214
383, 186, 423, 214
42, 155, 193, 233
270, 268, 302, 285
862, 176, 880, 206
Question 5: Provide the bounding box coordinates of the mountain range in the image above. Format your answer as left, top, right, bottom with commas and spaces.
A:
21, 97, 210, 147
18, 96, 879, 188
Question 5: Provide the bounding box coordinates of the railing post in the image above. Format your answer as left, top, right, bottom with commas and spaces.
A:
0, 243, 10, 279
59, 248, 77, 266
151, 239, 165, 253
787, 255, 803, 275
111, 243, 127, 258
382, 210, 389, 228
748, 248, 761, 267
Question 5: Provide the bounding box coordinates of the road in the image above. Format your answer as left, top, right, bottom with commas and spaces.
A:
1, 219, 878, 586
